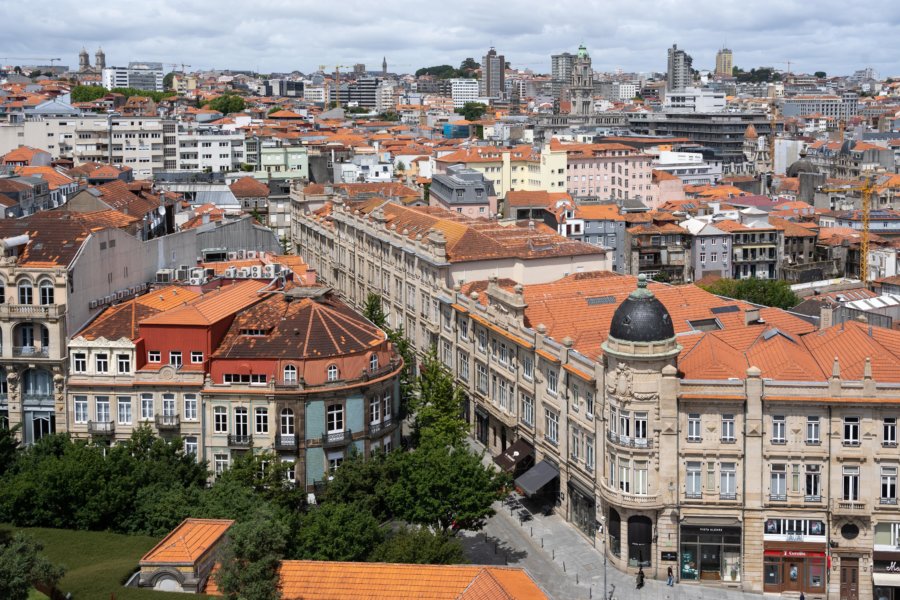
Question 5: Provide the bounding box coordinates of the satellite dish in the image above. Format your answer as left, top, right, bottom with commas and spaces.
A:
158, 206, 166, 215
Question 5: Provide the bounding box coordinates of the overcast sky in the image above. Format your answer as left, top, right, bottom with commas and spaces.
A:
2, 0, 899, 77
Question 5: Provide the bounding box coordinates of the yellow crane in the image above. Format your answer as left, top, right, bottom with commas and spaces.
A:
318, 64, 350, 107
817, 176, 878, 283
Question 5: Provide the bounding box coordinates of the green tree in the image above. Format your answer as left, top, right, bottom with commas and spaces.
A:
699, 278, 800, 310
213, 450, 305, 512
814, 71, 827, 78
363, 292, 387, 328
388, 326, 415, 417
455, 102, 487, 122
70, 85, 109, 103
163, 72, 176, 90
410, 348, 468, 447
323, 449, 398, 521
415, 65, 461, 79
0, 424, 20, 477
459, 58, 480, 77
215, 512, 287, 600
206, 94, 246, 115
396, 160, 407, 173
379, 110, 400, 121
369, 526, 466, 564
0, 532, 66, 600
293, 502, 383, 561
267, 105, 284, 115
387, 442, 507, 533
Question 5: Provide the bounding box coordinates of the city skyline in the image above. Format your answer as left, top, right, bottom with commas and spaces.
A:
2, 0, 899, 77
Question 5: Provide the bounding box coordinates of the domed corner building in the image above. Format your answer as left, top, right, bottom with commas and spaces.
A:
599, 274, 682, 576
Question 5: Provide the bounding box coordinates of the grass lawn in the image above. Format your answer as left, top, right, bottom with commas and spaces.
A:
2, 525, 211, 599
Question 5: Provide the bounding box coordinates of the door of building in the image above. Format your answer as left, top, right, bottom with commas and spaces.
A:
783, 560, 802, 593
700, 545, 721, 580
841, 558, 859, 600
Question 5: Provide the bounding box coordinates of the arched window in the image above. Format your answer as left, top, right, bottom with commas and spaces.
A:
327, 364, 339, 382
283, 364, 297, 383
280, 408, 295, 435
18, 281, 32, 305
0, 280, 6, 304
39, 280, 54, 306
369, 353, 379, 373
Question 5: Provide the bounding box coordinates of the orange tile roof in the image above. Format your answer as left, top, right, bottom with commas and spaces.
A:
141, 519, 233, 565
140, 280, 269, 326
274, 561, 548, 600
13, 166, 75, 190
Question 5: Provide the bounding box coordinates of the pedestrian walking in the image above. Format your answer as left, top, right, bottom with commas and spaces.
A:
636, 566, 645, 590
667, 565, 674, 586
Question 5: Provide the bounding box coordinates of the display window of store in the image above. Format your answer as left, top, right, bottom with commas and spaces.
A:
872, 526, 900, 600
679, 523, 742, 582
762, 518, 827, 595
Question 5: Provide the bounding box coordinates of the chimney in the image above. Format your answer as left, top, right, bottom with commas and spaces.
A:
819, 304, 834, 330
744, 307, 761, 326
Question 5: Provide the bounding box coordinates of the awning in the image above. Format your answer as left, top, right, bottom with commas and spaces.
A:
681, 516, 742, 527
873, 573, 900, 587
515, 459, 559, 497
493, 439, 534, 472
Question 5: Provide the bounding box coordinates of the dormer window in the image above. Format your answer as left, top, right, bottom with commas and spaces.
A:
284, 364, 297, 383
369, 354, 379, 373
327, 364, 339, 382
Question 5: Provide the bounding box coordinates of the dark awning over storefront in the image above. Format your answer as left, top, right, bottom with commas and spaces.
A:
493, 439, 535, 472
515, 459, 559, 496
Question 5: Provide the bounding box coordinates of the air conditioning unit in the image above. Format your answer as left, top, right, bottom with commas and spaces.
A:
103, 295, 111, 305
191, 268, 205, 279
156, 269, 174, 283
89, 300, 98, 309
271, 263, 282, 275
189, 277, 203, 285
116, 290, 127, 300
176, 266, 191, 281
224, 266, 237, 278
238, 267, 251, 278
263, 264, 275, 277
204, 268, 216, 278
237, 249, 246, 259
227, 251, 238, 260
246, 250, 257, 259
251, 266, 262, 278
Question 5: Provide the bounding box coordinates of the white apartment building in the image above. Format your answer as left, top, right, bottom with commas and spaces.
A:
102, 62, 165, 92
663, 87, 726, 113
72, 117, 171, 179
450, 79, 480, 109
652, 151, 722, 186
175, 124, 245, 173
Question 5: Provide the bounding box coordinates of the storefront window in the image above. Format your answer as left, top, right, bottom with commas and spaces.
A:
680, 525, 742, 582
608, 509, 621, 558
765, 557, 782, 585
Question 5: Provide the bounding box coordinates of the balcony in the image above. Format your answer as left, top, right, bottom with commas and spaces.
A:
274, 434, 298, 451
606, 430, 653, 449
321, 429, 351, 448
13, 346, 49, 358
805, 494, 823, 503
769, 494, 788, 502
227, 434, 253, 448
0, 304, 65, 319
879, 498, 898, 506
600, 481, 662, 509
720, 493, 738, 501
832, 499, 867, 514
155, 414, 180, 430
88, 420, 114, 435
685, 492, 703, 500
368, 418, 397, 437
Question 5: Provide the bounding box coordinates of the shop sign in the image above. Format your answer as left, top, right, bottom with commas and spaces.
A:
661, 551, 678, 561
874, 561, 900, 573
764, 550, 827, 558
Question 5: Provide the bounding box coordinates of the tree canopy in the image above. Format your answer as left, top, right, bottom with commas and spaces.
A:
206, 94, 246, 115
410, 348, 469, 447
0, 532, 66, 600
455, 102, 487, 122
699, 277, 800, 310
215, 512, 287, 600
70, 84, 175, 103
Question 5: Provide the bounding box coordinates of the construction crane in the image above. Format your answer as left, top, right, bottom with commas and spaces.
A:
319, 65, 351, 107
166, 63, 192, 73
817, 176, 878, 283
1, 57, 62, 66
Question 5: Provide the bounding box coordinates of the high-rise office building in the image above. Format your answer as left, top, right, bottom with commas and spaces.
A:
551, 52, 575, 99
715, 48, 733, 77
480, 47, 505, 99
666, 44, 693, 92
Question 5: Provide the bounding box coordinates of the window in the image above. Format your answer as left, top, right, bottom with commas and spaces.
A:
618, 458, 630, 492
74, 396, 88, 423
369, 353, 378, 372
772, 415, 786, 444
687, 413, 701, 442
280, 408, 295, 435
722, 414, 735, 441
148, 351, 160, 363
458, 352, 469, 381
327, 404, 344, 433
73, 353, 86, 373
169, 351, 182, 368
843, 416, 860, 446
214, 406, 228, 433
95, 396, 110, 422
234, 407, 248, 436
721, 462, 736, 498
523, 356, 534, 380
184, 436, 198, 456
843, 465, 860, 501
369, 396, 381, 424
476, 362, 488, 393
686, 461, 702, 497
117, 354, 130, 374
618, 411, 631, 439
459, 318, 469, 341
547, 369, 558, 395
806, 465, 821, 500
522, 393, 534, 426
191, 351, 204, 364
327, 364, 339, 382
39, 280, 54, 305
283, 365, 297, 383
214, 453, 229, 475
382, 393, 392, 421
0, 281, 4, 304
162, 394, 176, 417
18, 282, 32, 305
544, 408, 559, 444
634, 461, 648, 495
117, 396, 131, 425
586, 391, 595, 417
806, 416, 820, 444
771, 464, 787, 500
140, 394, 153, 420
570, 428, 580, 460
184, 394, 197, 421
635, 412, 648, 445
882, 467, 897, 504
92, 353, 109, 373
255, 407, 268, 434
477, 328, 487, 353
885, 418, 897, 446
585, 436, 595, 470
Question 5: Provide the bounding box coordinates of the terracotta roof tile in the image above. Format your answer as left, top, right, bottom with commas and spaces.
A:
140, 519, 233, 565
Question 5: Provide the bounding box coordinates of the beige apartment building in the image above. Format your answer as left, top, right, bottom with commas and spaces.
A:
292, 190, 900, 599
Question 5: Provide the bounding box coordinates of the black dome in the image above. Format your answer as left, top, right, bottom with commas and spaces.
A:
786, 158, 819, 178
609, 275, 675, 343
